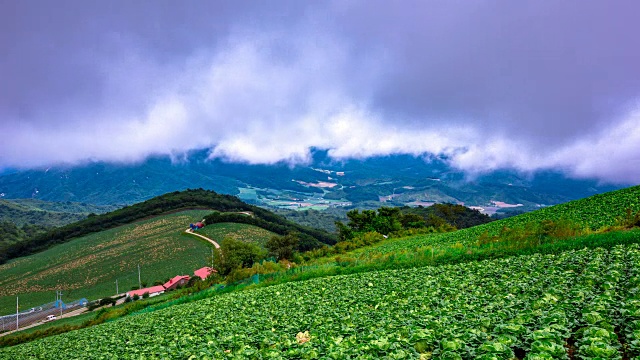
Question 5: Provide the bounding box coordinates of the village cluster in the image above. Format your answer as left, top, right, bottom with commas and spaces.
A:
125, 266, 215, 299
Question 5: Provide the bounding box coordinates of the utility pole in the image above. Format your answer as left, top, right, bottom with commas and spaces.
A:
116, 279, 119, 295
138, 264, 141, 289
56, 290, 63, 317
211, 247, 214, 269
16, 296, 19, 330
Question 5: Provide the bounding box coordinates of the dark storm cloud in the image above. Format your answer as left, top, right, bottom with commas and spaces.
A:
340, 1, 640, 142
1, 0, 639, 183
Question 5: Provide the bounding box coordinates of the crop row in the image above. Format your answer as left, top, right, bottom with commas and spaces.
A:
4, 243, 640, 359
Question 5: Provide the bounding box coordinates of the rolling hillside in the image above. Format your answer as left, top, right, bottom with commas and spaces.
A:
359, 184, 640, 258
2, 185, 640, 358
0, 210, 213, 315
0, 189, 336, 264
0, 189, 336, 314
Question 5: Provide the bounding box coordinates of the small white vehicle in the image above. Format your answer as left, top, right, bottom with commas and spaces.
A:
45, 315, 57, 322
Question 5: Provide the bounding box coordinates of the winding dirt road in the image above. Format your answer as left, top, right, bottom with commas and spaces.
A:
184, 221, 220, 248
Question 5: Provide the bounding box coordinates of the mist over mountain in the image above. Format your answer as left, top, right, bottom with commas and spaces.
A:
0, 150, 623, 217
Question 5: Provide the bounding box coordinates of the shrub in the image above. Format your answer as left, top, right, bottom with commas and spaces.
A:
98, 298, 117, 307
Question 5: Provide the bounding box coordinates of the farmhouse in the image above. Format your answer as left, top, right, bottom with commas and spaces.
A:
163, 275, 190, 291
126, 285, 165, 298
194, 266, 216, 280
125, 267, 218, 299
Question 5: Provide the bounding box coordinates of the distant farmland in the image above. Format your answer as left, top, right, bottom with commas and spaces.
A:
0, 210, 213, 315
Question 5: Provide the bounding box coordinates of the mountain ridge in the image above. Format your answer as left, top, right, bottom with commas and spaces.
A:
0, 150, 624, 215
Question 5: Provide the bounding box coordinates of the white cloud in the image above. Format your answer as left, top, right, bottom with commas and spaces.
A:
1, 23, 639, 185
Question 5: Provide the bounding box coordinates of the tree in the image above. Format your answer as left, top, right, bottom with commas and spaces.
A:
213, 237, 266, 276
266, 232, 299, 261
346, 210, 377, 232
400, 213, 426, 229
335, 221, 354, 242
336, 207, 403, 240
372, 207, 402, 234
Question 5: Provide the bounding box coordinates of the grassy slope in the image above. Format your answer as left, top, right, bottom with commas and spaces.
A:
352, 184, 640, 258
0, 210, 213, 315
197, 223, 276, 248
2, 189, 336, 264
2, 185, 639, 354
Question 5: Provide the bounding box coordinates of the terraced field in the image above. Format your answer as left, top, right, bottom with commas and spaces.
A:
198, 223, 276, 248
3, 244, 640, 359
0, 210, 213, 315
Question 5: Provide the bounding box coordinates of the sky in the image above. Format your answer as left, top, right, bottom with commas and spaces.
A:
1, 1, 639, 183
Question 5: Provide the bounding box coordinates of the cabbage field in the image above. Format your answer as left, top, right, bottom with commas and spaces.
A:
3, 243, 640, 359
359, 185, 640, 257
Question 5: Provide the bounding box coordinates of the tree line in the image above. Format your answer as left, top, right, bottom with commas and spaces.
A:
335, 204, 493, 241
210, 203, 494, 281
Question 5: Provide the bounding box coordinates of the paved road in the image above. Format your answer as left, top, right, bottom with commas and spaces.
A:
0, 307, 89, 337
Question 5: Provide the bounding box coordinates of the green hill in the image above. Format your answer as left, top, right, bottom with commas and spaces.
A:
203, 210, 336, 251
0, 210, 213, 314
3, 186, 640, 358
0, 189, 335, 314
0, 189, 336, 264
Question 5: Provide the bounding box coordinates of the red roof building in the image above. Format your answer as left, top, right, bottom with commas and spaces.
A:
124, 267, 216, 300
194, 266, 216, 280
163, 275, 190, 291
126, 285, 165, 298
